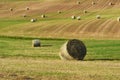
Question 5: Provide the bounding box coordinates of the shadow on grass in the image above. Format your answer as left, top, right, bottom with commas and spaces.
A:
41, 45, 53, 47
85, 59, 120, 61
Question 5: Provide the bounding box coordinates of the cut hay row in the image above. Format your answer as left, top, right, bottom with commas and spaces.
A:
9, 7, 30, 11
76, 1, 114, 6
70, 15, 120, 22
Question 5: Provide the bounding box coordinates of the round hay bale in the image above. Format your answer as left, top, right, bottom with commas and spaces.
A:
77, 16, 81, 20
10, 8, 13, 11
26, 7, 29, 10
58, 11, 61, 14
84, 10, 87, 13
41, 14, 46, 18
30, 19, 37, 22
92, 2, 95, 5
59, 39, 87, 60
77, 1, 80, 4
32, 39, 41, 47
71, 15, 76, 19
23, 14, 27, 17
117, 17, 120, 22
96, 15, 101, 19
109, 2, 113, 5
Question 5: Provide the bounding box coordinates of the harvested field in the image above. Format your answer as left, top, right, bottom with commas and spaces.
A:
0, 36, 120, 80
0, 0, 120, 79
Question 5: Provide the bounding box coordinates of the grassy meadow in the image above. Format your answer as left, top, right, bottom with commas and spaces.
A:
0, 36, 120, 80
0, 0, 120, 80
0, 36, 120, 60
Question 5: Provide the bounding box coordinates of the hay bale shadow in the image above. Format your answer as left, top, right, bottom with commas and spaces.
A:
16, 76, 34, 80
41, 44, 53, 47
85, 59, 120, 61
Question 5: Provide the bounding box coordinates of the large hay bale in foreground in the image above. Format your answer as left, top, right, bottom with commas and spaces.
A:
32, 39, 41, 47
117, 17, 120, 22
60, 39, 87, 60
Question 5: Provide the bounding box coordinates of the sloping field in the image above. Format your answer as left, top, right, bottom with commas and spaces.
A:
0, 0, 120, 38
0, 1, 120, 80
0, 0, 120, 39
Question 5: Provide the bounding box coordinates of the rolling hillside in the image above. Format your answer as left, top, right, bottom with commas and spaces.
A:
0, 0, 120, 39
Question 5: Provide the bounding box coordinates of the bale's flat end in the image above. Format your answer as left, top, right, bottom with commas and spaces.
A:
60, 39, 87, 60
32, 40, 41, 47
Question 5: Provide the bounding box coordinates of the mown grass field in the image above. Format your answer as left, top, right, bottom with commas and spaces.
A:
0, 36, 120, 60
0, 36, 120, 80
0, 0, 120, 80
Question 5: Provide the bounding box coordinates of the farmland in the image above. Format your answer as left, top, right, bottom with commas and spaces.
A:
0, 36, 120, 80
0, 0, 120, 80
0, 0, 120, 39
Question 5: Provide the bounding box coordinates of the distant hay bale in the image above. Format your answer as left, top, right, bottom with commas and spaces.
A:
10, 8, 13, 11
30, 19, 37, 22
77, 1, 80, 4
41, 14, 46, 18
109, 2, 113, 5
71, 15, 76, 19
77, 16, 81, 20
59, 39, 87, 60
92, 2, 95, 5
23, 14, 27, 17
96, 15, 101, 19
32, 39, 41, 47
26, 7, 29, 10
58, 11, 61, 14
84, 10, 87, 13
117, 17, 120, 22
